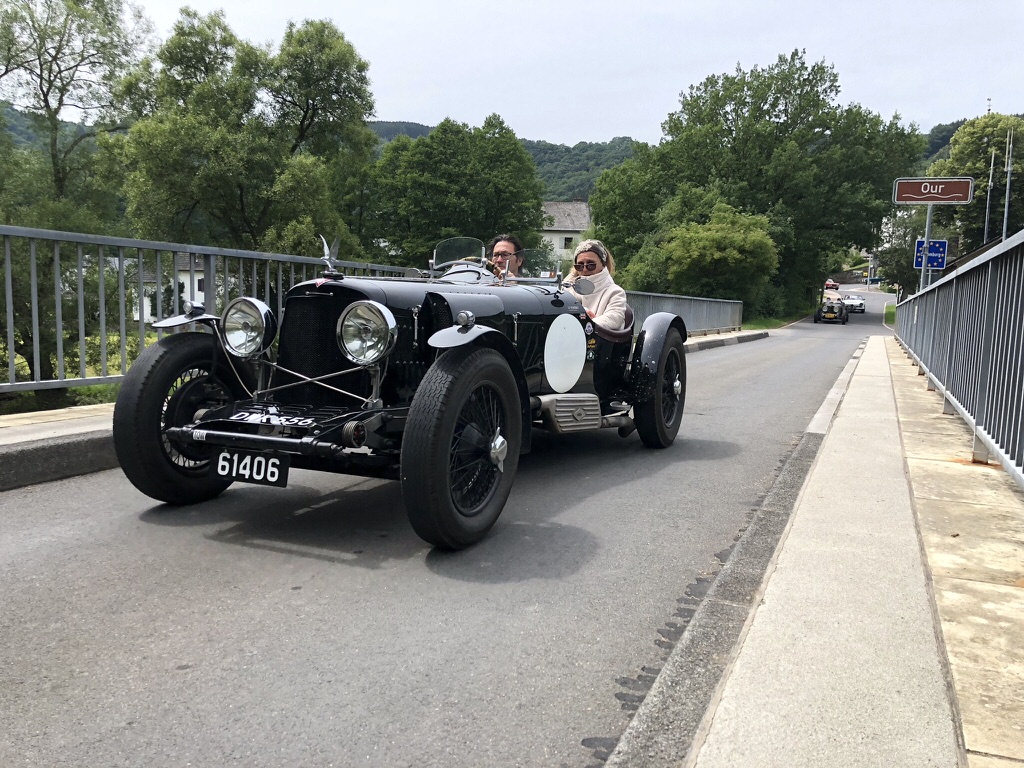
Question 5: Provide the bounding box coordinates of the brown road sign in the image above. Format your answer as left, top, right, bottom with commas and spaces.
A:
893, 177, 974, 204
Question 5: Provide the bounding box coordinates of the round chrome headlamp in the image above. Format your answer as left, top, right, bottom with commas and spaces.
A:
336, 301, 397, 366
221, 298, 278, 357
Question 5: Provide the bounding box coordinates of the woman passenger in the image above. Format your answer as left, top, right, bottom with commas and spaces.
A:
567, 239, 627, 331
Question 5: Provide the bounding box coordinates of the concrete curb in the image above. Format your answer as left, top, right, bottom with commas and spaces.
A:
0, 430, 117, 491
685, 330, 768, 352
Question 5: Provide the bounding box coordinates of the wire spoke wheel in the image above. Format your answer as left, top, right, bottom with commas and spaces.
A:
402, 347, 521, 549
448, 385, 507, 514
113, 333, 253, 504
635, 327, 686, 449
160, 367, 234, 470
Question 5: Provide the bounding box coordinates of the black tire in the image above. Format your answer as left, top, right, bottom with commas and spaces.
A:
635, 328, 686, 449
401, 347, 522, 549
113, 332, 253, 505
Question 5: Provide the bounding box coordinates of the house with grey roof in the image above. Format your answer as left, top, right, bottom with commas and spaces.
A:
541, 201, 591, 262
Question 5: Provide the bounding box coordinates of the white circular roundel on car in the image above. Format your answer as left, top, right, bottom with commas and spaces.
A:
543, 314, 586, 393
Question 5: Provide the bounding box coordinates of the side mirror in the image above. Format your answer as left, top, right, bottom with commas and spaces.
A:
571, 277, 595, 296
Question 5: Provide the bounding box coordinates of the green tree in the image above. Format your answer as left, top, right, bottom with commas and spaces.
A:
367, 115, 545, 265
592, 50, 924, 315
0, 152, 128, 405
110, 11, 376, 256
872, 206, 961, 299
0, 0, 144, 407
928, 113, 1024, 252
589, 143, 675, 269
0, 0, 148, 202
620, 203, 778, 311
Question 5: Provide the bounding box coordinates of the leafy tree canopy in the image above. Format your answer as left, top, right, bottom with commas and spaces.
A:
367, 114, 546, 266
0, 0, 149, 204
108, 10, 377, 256
929, 112, 1024, 252
591, 50, 925, 314
620, 202, 778, 310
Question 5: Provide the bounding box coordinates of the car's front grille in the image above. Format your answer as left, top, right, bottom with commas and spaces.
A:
271, 293, 370, 408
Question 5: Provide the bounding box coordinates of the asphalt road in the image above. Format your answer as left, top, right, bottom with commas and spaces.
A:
0, 288, 894, 767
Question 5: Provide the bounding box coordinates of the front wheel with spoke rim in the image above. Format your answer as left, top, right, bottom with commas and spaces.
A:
113, 332, 254, 504
401, 347, 521, 549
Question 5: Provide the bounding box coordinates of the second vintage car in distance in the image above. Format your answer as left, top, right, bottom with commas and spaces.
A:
842, 293, 866, 313
112, 237, 688, 550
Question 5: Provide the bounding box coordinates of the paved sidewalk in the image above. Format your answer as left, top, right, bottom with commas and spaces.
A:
610, 335, 1024, 767
0, 402, 118, 490
686, 335, 960, 766
890, 337, 1024, 768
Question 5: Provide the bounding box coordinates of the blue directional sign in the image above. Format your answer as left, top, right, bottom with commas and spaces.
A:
914, 239, 947, 269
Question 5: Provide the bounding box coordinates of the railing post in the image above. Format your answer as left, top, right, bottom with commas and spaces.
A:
4, 237, 15, 384
940, 273, 959, 414
29, 240, 40, 383
52, 241, 65, 381
971, 261, 998, 463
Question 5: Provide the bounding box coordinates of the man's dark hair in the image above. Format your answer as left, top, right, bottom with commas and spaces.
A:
486, 234, 523, 257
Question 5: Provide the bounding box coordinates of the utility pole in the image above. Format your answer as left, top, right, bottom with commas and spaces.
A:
984, 146, 996, 243
1003, 128, 1014, 242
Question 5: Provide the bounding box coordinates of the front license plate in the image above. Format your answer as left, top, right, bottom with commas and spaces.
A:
824, 313, 837, 319
216, 450, 289, 487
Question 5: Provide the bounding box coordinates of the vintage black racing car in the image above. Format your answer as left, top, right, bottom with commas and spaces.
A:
113, 238, 688, 549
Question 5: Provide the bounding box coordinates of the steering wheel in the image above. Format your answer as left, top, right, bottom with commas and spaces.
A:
431, 260, 500, 283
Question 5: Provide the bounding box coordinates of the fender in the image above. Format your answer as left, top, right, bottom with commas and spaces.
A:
427, 323, 498, 348
425, 291, 505, 349
151, 310, 219, 329
630, 312, 688, 401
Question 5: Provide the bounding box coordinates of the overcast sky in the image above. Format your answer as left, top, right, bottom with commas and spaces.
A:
134, 0, 1022, 146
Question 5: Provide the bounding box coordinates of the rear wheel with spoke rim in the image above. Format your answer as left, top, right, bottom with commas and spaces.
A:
635, 328, 686, 448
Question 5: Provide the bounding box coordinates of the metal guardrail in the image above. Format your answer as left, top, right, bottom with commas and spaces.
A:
895, 228, 1024, 491
626, 290, 742, 337
1, 225, 742, 395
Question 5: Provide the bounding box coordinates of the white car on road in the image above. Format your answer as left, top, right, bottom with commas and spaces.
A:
842, 293, 866, 313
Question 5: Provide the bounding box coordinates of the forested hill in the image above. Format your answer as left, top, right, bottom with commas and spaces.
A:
370, 121, 433, 142
366, 120, 639, 201
2, 106, 630, 202
521, 137, 637, 201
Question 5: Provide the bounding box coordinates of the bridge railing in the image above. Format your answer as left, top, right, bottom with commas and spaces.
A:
1, 225, 742, 395
625, 290, 742, 337
1, 225, 406, 393
895, 228, 1024, 490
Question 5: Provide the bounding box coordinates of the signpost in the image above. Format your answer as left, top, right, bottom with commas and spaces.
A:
893, 177, 974, 291
893, 177, 974, 205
